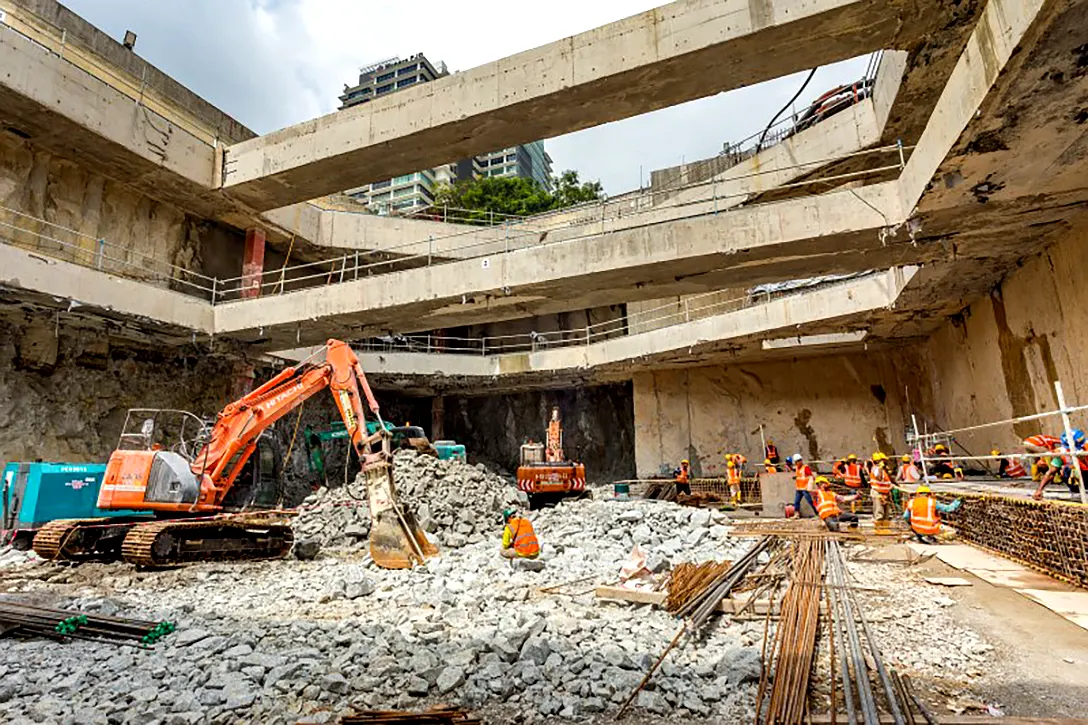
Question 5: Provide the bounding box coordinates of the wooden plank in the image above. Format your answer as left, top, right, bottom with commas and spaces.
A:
594, 586, 774, 614
924, 576, 973, 587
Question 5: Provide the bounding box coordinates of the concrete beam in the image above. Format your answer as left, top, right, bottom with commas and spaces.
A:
0, 242, 214, 334
220, 0, 914, 210
337, 268, 914, 382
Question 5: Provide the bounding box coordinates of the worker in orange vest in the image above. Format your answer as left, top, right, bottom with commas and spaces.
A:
765, 440, 780, 468
674, 459, 692, 496
902, 485, 961, 544
763, 458, 777, 473
726, 457, 743, 505
789, 453, 816, 518
869, 452, 894, 522
500, 508, 541, 560
896, 454, 921, 484
815, 477, 859, 532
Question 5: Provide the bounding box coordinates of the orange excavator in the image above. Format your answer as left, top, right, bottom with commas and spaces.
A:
517, 406, 587, 509
33, 340, 436, 569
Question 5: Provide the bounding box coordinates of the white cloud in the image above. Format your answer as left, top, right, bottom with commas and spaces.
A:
61, 0, 873, 193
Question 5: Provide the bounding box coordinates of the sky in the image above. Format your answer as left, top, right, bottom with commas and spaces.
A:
62, 0, 873, 195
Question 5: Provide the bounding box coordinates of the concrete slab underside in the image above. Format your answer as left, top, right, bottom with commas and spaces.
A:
220, 0, 939, 210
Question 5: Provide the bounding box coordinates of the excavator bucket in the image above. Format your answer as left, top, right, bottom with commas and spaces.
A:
365, 461, 438, 569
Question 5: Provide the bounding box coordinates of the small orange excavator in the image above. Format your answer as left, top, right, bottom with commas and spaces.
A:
517, 406, 587, 509
33, 340, 436, 569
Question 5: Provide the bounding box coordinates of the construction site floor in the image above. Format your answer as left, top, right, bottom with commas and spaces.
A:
0, 498, 1085, 724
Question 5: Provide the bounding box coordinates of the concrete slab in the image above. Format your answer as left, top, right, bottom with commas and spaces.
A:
1017, 590, 1088, 632
220, 0, 917, 210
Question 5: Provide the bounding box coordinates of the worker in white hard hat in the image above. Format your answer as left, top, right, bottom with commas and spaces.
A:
902, 485, 961, 544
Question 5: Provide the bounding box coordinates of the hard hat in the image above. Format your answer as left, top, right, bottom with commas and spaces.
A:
792, 453, 803, 462
503, 508, 516, 522
681, 459, 690, 465
1061, 429, 1086, 449
901, 454, 911, 462
872, 452, 884, 461
727, 459, 736, 467
934, 443, 948, 451
847, 453, 857, 461
815, 476, 830, 486
917, 484, 931, 494
990, 449, 1001, 456
764, 458, 772, 465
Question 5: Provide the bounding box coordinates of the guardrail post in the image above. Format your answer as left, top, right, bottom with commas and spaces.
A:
211, 277, 218, 304
354, 251, 359, 281
339, 255, 347, 283
1055, 381, 1088, 505
95, 239, 105, 269
481, 338, 487, 356
585, 326, 591, 345
684, 299, 690, 322
897, 138, 905, 169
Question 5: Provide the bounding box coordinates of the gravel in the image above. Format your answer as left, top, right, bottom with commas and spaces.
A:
0, 494, 758, 725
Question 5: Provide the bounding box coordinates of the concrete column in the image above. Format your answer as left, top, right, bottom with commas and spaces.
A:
431, 397, 445, 441
241, 227, 266, 300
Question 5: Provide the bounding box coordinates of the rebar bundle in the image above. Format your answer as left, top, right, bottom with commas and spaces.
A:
757, 538, 825, 724
664, 560, 732, 613
0, 599, 176, 647
939, 493, 1088, 588
676, 536, 776, 633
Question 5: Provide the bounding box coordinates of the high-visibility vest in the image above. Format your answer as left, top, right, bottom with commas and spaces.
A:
727, 467, 742, 486
795, 465, 813, 491
1004, 457, 1026, 478
842, 463, 863, 488
908, 496, 940, 536
897, 463, 920, 483
766, 444, 779, 461
815, 489, 840, 520
676, 467, 690, 484
507, 517, 540, 557
870, 467, 892, 494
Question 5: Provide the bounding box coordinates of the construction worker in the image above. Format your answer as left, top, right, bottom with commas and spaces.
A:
815, 477, 859, 532
902, 485, 961, 544
869, 452, 894, 522
675, 459, 692, 496
790, 453, 816, 518
834, 454, 866, 490
896, 454, 921, 485
994, 448, 1027, 478
765, 440, 780, 468
763, 458, 777, 474
500, 508, 540, 560
726, 457, 743, 505
928, 443, 964, 480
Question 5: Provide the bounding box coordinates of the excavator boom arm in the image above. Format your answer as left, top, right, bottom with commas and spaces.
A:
193, 340, 383, 506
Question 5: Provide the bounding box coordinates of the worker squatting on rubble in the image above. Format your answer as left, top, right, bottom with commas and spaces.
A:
790, 454, 816, 517
815, 477, 859, 532
675, 459, 692, 496
500, 508, 540, 560
902, 485, 961, 544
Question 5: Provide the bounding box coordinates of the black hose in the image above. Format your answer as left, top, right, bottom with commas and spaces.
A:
756, 68, 818, 152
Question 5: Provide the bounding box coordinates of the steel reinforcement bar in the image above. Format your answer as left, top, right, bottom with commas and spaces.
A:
939, 493, 1088, 588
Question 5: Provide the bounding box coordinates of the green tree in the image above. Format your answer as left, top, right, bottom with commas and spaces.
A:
431, 169, 604, 224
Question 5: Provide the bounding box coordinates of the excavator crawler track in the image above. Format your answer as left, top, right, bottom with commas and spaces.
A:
32, 519, 136, 562
120, 517, 294, 567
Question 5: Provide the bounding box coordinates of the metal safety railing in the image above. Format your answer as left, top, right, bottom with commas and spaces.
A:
352, 273, 876, 357
212, 143, 910, 302
0, 204, 218, 298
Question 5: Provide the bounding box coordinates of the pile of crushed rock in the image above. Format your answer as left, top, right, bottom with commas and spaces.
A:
294, 450, 521, 551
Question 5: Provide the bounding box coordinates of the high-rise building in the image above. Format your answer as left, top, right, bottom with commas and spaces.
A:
339, 54, 553, 212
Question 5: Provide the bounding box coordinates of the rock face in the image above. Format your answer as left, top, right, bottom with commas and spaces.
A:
294, 450, 521, 551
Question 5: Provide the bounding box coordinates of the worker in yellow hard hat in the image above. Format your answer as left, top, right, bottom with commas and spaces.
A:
896, 454, 921, 484
674, 459, 692, 496
814, 476, 859, 532
726, 457, 742, 505
763, 458, 777, 473
868, 452, 894, 521
902, 484, 961, 544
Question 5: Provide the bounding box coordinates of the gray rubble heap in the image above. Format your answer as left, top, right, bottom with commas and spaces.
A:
294, 450, 520, 550
0, 498, 787, 725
